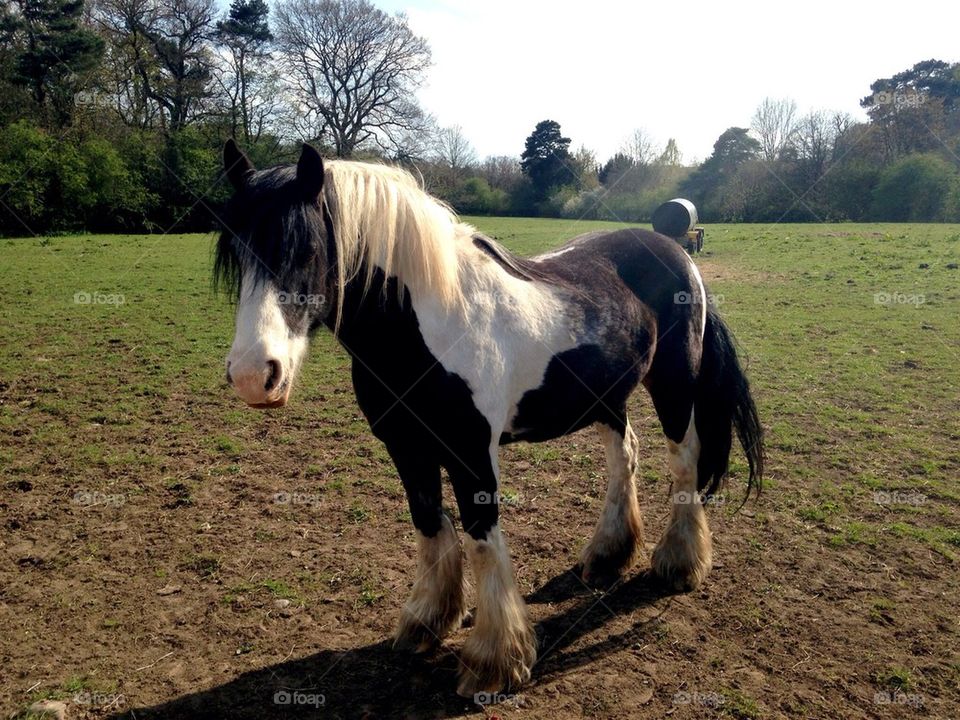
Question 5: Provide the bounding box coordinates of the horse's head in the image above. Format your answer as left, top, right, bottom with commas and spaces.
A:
215, 140, 333, 409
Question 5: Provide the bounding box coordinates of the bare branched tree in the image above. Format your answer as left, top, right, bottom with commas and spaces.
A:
621, 128, 658, 166
433, 124, 476, 172
794, 110, 831, 179
479, 155, 522, 193
656, 138, 682, 166
830, 111, 854, 159
274, 0, 431, 157
614, 128, 660, 192
751, 97, 798, 161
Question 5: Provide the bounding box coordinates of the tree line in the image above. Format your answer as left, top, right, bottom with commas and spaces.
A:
0, 0, 958, 236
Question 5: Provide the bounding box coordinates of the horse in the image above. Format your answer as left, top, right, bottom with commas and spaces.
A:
213, 140, 764, 698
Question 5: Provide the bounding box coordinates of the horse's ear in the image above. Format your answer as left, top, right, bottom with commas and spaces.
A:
296, 143, 325, 200
224, 138, 254, 191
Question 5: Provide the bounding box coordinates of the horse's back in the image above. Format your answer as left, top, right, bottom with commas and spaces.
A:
531, 227, 699, 308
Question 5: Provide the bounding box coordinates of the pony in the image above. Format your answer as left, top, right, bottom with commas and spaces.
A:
213, 140, 764, 698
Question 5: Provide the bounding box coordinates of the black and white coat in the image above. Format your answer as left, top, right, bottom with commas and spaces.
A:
216, 142, 764, 697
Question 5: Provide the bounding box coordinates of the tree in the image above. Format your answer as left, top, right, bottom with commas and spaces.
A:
796, 111, 830, 169
680, 127, 760, 213
751, 97, 798, 162
93, 0, 162, 129
215, 0, 273, 143
621, 128, 657, 166
433, 124, 476, 173
657, 138, 682, 166
142, 0, 216, 132
94, 0, 217, 132
7, 0, 104, 127
598, 152, 633, 187
570, 145, 599, 191
861, 59, 960, 159
0, 5, 33, 125
520, 119, 577, 198
274, 0, 431, 157
871, 153, 957, 221
478, 155, 522, 194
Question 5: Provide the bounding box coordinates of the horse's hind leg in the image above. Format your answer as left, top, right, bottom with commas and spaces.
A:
390, 447, 467, 652
579, 417, 643, 584
651, 407, 713, 591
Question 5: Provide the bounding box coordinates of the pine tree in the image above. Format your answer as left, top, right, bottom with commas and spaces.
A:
520, 119, 577, 198
9, 0, 104, 127
216, 0, 273, 142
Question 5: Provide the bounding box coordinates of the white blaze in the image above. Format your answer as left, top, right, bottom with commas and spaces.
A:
226, 275, 308, 406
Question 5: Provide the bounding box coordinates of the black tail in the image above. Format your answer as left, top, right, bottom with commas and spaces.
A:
694, 303, 764, 500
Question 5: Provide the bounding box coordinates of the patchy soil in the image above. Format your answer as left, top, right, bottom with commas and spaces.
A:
2, 227, 959, 719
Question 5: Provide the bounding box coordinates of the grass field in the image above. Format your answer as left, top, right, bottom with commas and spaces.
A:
1, 220, 959, 719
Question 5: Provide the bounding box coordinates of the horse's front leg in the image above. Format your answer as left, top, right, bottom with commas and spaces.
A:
389, 448, 467, 652
449, 444, 537, 697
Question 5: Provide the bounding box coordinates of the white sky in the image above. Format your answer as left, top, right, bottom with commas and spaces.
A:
376, 0, 958, 163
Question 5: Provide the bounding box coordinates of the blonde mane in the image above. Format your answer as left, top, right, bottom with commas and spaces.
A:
322, 160, 468, 330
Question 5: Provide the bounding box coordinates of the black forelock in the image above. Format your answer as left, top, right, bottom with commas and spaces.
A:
213, 164, 329, 300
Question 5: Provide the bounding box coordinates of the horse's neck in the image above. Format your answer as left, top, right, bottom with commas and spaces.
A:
327, 265, 409, 343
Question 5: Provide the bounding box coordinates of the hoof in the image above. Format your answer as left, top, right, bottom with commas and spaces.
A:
393, 603, 466, 654
393, 614, 442, 653
579, 541, 639, 588
456, 623, 537, 698
651, 538, 712, 593
579, 534, 641, 588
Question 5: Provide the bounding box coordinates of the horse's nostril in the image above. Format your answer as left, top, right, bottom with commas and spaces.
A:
264, 359, 282, 392
226, 361, 233, 386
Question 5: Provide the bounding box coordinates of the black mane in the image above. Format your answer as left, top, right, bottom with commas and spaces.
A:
213, 165, 328, 300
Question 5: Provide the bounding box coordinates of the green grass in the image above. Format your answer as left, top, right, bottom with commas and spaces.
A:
875, 666, 915, 692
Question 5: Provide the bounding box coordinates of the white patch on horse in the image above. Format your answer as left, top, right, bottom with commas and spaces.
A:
531, 231, 605, 262
652, 410, 713, 590
533, 244, 576, 261
226, 275, 308, 405
409, 235, 578, 438
687, 257, 708, 338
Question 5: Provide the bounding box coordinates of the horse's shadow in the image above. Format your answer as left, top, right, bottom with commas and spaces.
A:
113, 569, 679, 719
